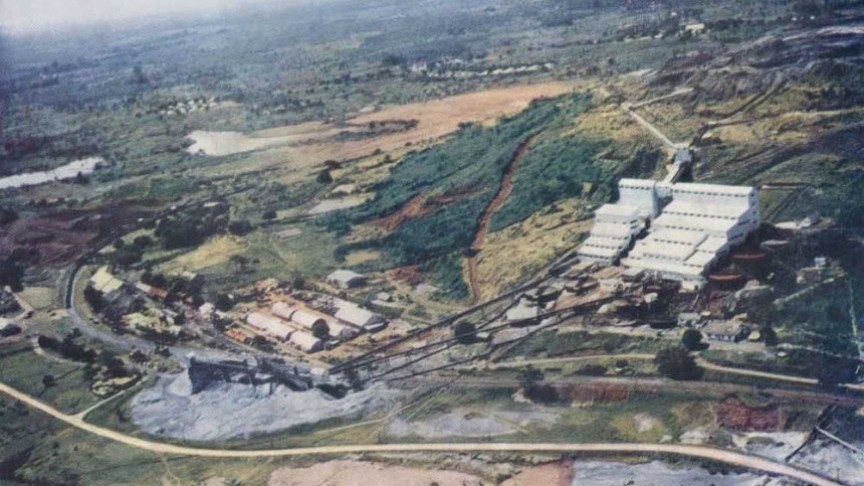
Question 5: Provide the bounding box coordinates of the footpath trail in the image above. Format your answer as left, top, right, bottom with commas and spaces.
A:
0, 381, 844, 486
468, 136, 535, 302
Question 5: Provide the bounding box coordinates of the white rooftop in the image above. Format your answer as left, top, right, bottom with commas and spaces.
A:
653, 214, 738, 233
697, 236, 729, 253
672, 182, 754, 197
664, 200, 749, 218
596, 204, 640, 218
646, 229, 708, 247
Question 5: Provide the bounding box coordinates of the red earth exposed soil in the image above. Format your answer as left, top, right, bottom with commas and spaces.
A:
467, 135, 535, 301
371, 186, 477, 232
715, 395, 781, 431
0, 203, 155, 266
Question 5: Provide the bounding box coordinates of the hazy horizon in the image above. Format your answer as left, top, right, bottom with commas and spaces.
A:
0, 0, 319, 35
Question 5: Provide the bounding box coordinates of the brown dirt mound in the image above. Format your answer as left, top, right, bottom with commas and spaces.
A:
387, 265, 423, 286
715, 395, 780, 431
566, 383, 631, 403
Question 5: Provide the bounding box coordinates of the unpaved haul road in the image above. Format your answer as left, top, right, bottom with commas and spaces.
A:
0, 381, 842, 486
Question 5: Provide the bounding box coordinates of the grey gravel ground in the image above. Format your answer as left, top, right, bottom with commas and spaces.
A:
570, 460, 764, 486
131, 372, 402, 441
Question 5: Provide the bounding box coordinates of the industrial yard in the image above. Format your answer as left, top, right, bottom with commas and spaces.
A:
3, 0, 864, 484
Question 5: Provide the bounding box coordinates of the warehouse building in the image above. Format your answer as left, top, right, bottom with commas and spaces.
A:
271, 303, 330, 339
246, 312, 294, 341
327, 269, 367, 289
290, 330, 324, 353
333, 301, 388, 332
579, 178, 760, 289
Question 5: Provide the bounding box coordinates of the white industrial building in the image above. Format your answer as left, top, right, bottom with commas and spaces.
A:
327, 269, 367, 289
333, 301, 388, 332
271, 302, 330, 338
289, 330, 324, 353
246, 312, 294, 341
579, 178, 760, 289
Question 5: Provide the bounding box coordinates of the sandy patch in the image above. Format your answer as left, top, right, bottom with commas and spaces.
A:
502, 463, 573, 486
307, 195, 372, 215
387, 408, 559, 439
344, 250, 381, 265
187, 82, 581, 181
474, 198, 592, 300
16, 286, 56, 310
268, 460, 485, 486
163, 235, 245, 272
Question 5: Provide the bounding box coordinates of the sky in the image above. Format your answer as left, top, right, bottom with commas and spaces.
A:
0, 0, 288, 34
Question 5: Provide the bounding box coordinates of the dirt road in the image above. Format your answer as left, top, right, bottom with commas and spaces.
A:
467, 136, 535, 302
0, 381, 843, 486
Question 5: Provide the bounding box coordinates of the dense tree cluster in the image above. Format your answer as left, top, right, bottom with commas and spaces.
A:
154, 205, 229, 250
654, 346, 703, 381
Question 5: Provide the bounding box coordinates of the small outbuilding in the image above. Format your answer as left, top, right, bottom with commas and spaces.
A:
334, 302, 387, 332
327, 269, 367, 289
703, 320, 747, 342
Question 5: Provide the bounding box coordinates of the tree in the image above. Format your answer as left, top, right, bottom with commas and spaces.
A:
654, 346, 703, 380
132, 235, 153, 248
83, 285, 106, 313
518, 365, 545, 390
228, 220, 253, 236
760, 325, 778, 347
214, 293, 234, 312
453, 321, 476, 344
681, 329, 704, 351
0, 258, 25, 292
262, 210, 277, 220
42, 374, 56, 388
113, 238, 125, 250
316, 170, 333, 184
0, 206, 18, 226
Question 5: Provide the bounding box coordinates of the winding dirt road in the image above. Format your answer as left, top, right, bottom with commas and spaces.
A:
467, 136, 535, 302
0, 380, 843, 486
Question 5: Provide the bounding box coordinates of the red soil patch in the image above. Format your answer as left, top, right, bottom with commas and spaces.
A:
715, 395, 780, 431
502, 462, 574, 486
566, 383, 632, 403
371, 186, 477, 232
387, 265, 423, 286
0, 204, 154, 266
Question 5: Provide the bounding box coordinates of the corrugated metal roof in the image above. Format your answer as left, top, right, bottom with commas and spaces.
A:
290, 330, 323, 352
334, 303, 380, 328
247, 312, 294, 340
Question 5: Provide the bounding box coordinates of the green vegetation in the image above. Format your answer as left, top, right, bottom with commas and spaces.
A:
654, 346, 703, 381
